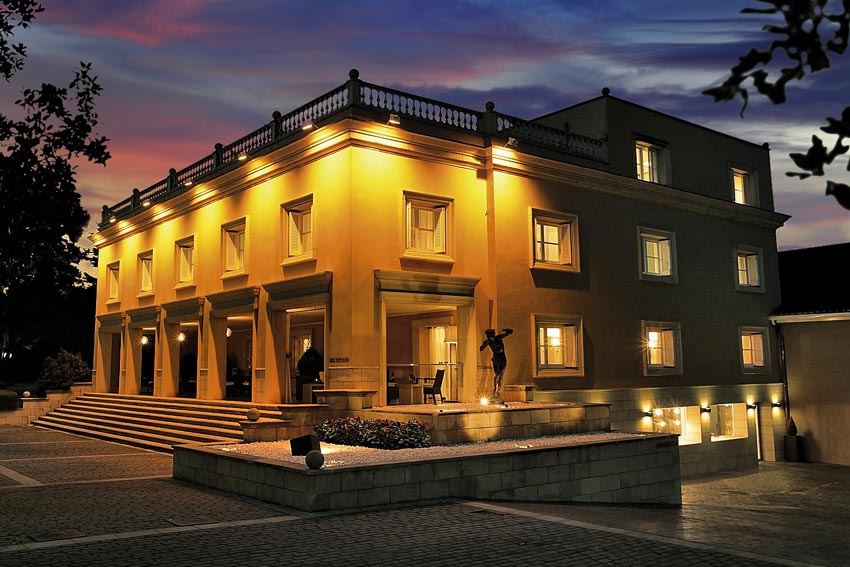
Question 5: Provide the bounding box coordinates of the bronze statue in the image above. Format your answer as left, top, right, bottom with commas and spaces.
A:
479, 328, 513, 400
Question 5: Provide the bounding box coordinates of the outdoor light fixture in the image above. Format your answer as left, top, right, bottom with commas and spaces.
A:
505, 137, 519, 149
301, 121, 316, 131
237, 150, 249, 161
771, 401, 783, 408
177, 332, 186, 342
480, 397, 490, 406
746, 403, 758, 410
142, 198, 152, 207
700, 406, 712, 414
387, 113, 401, 126
183, 179, 193, 187
226, 327, 232, 338
643, 411, 654, 417
109, 215, 117, 224
140, 336, 149, 346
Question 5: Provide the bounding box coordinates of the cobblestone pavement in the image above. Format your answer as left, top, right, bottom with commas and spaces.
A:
1, 426, 845, 566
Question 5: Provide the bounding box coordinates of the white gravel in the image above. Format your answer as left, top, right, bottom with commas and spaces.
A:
217, 431, 646, 469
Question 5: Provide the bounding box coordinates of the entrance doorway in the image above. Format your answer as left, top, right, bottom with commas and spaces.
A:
288, 306, 325, 403
139, 330, 155, 395
177, 324, 198, 398
225, 315, 253, 402
107, 333, 121, 394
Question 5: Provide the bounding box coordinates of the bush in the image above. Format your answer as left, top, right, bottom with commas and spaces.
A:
314, 416, 431, 450
36, 350, 89, 397
0, 390, 19, 411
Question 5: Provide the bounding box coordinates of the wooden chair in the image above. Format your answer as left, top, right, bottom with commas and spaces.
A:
423, 369, 445, 404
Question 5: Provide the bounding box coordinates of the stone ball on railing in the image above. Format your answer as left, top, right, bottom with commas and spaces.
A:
23, 391, 31, 398
169, 168, 177, 175
601, 87, 611, 96
246, 408, 261, 422
272, 110, 282, 120
305, 449, 324, 470
215, 142, 223, 151
485, 101, 495, 111
349, 68, 360, 80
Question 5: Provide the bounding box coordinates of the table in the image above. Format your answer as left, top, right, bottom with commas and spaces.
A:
397, 383, 424, 405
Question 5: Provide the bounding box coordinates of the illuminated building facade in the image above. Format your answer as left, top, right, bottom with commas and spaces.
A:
91, 70, 790, 473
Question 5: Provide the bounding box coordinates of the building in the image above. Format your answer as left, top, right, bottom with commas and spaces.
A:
90, 70, 790, 474
771, 243, 850, 466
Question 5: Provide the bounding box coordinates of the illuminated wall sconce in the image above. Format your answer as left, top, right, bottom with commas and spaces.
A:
505, 137, 519, 149
643, 411, 654, 417
177, 332, 186, 342
771, 401, 783, 408
746, 403, 758, 411
109, 215, 117, 224
301, 120, 316, 131
183, 179, 193, 187
700, 406, 712, 414
237, 151, 249, 161
387, 113, 401, 126
142, 197, 152, 207
140, 336, 149, 346
226, 327, 232, 338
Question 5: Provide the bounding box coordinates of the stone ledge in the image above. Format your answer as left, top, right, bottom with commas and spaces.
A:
313, 389, 377, 410
503, 384, 535, 402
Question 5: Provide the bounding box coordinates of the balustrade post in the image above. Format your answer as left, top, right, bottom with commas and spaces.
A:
346, 68, 361, 107
478, 101, 498, 136
213, 143, 223, 168
101, 205, 110, 225
131, 188, 140, 209
272, 111, 283, 140
167, 168, 177, 191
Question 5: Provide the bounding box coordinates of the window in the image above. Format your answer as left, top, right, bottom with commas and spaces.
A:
651, 406, 701, 445
405, 195, 448, 255
534, 315, 583, 375
740, 327, 769, 372
736, 246, 763, 291
635, 140, 664, 183
531, 210, 579, 271
285, 199, 313, 258
732, 168, 756, 206
643, 321, 682, 375
223, 221, 246, 273
107, 263, 120, 301
177, 237, 194, 284
138, 252, 153, 294
710, 403, 748, 441
638, 228, 676, 282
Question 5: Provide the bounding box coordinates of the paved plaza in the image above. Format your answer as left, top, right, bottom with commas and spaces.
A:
1, 426, 847, 566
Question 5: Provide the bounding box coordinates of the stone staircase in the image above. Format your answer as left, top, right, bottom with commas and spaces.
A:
33, 393, 286, 453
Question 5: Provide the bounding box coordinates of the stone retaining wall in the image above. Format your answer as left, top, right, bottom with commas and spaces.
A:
173, 433, 681, 512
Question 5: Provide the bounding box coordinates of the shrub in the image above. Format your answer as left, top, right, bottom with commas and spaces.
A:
0, 390, 19, 411
36, 350, 89, 397
314, 416, 431, 450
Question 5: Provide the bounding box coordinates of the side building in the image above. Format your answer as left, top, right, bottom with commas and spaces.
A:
91, 70, 789, 475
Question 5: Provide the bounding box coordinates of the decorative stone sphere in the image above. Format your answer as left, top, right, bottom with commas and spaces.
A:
23, 391, 31, 398
305, 450, 324, 470
246, 408, 261, 422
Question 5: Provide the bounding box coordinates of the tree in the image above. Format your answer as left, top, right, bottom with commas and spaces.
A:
0, 1, 109, 380
704, 0, 850, 207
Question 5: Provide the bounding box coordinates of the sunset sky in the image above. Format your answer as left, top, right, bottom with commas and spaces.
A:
2, 0, 848, 250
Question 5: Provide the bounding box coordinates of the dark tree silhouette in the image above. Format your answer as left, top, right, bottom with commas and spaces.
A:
704, 0, 850, 208
0, 1, 109, 380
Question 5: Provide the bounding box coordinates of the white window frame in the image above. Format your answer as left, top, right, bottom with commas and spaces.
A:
739, 326, 770, 373
282, 197, 314, 263
106, 262, 120, 302
403, 193, 452, 261
735, 245, 764, 292
638, 227, 677, 283
176, 236, 195, 286
642, 320, 683, 376
138, 251, 153, 295
635, 139, 668, 184
530, 209, 580, 272
222, 219, 246, 276
650, 406, 702, 446
710, 403, 749, 441
533, 314, 583, 376
732, 167, 758, 206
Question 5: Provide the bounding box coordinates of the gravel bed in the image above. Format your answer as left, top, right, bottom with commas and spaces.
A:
217, 431, 646, 468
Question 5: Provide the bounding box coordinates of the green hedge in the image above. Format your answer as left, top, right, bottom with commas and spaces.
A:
314, 416, 431, 450
0, 390, 19, 411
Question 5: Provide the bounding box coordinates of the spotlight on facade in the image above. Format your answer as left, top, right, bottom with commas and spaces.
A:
177, 332, 186, 342
226, 327, 232, 338
141, 336, 149, 346
183, 179, 193, 187
505, 137, 519, 149
142, 198, 152, 207
479, 397, 490, 406
302, 121, 316, 131
746, 402, 758, 411
700, 406, 712, 414
237, 151, 249, 161
643, 411, 654, 417
109, 215, 117, 224
387, 113, 401, 126
771, 401, 783, 408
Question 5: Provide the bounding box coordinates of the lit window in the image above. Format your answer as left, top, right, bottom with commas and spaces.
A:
535, 315, 583, 375
138, 252, 153, 294
740, 327, 769, 372
177, 238, 194, 284
223, 221, 246, 273
107, 263, 119, 301
286, 200, 313, 258
732, 168, 756, 205
639, 228, 676, 282
651, 406, 701, 445
736, 246, 763, 291
643, 321, 682, 375
532, 210, 579, 271
405, 195, 449, 254
635, 140, 662, 183
711, 403, 748, 441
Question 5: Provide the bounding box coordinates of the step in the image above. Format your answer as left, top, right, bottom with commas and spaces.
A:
53, 406, 242, 437
34, 421, 175, 453
37, 412, 240, 445
64, 399, 256, 427
82, 393, 286, 413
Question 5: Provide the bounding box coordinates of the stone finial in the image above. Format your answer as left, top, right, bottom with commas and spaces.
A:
169, 168, 177, 176
762, 142, 770, 149
485, 101, 495, 111
349, 68, 360, 80
215, 142, 223, 151
601, 87, 611, 96
272, 110, 282, 120
246, 408, 261, 422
